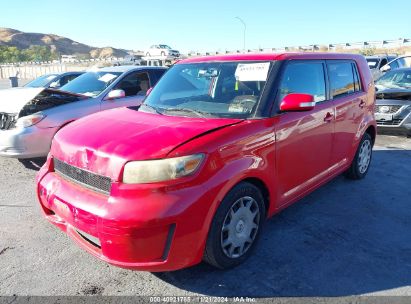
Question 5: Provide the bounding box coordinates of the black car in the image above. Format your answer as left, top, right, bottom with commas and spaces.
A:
375, 68, 411, 136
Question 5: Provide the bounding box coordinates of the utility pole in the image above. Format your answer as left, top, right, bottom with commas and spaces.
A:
235, 16, 246, 52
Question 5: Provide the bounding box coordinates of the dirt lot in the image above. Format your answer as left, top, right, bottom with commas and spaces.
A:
0, 135, 410, 297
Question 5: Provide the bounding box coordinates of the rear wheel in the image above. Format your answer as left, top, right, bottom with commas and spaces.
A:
146, 52, 150, 57
204, 182, 265, 269
161, 51, 165, 56
345, 132, 373, 180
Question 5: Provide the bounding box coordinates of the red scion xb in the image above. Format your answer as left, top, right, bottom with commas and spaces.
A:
36, 53, 376, 271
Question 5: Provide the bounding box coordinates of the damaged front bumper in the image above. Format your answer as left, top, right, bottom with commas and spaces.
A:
0, 125, 58, 158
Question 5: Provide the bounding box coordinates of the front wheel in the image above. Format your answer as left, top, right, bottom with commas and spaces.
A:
345, 132, 373, 180
203, 182, 266, 269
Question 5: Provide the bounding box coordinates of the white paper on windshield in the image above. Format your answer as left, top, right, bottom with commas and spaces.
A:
98, 73, 117, 83
46, 75, 57, 80
235, 62, 270, 81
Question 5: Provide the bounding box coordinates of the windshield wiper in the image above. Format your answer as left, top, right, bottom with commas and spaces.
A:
161, 107, 211, 118
139, 103, 163, 115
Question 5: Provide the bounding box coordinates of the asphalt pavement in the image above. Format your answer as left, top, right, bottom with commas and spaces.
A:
0, 135, 410, 297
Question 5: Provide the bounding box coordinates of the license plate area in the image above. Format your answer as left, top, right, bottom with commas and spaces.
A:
375, 113, 393, 121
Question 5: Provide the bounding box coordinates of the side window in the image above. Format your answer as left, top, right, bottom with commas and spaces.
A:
379, 58, 388, 68
352, 63, 362, 92
115, 72, 150, 97
279, 62, 326, 103
153, 69, 167, 83
328, 62, 356, 98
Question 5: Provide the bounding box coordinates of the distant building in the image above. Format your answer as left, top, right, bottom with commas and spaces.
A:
61, 55, 78, 63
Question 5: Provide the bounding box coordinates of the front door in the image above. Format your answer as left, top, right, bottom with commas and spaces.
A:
274, 60, 335, 206
100, 71, 150, 111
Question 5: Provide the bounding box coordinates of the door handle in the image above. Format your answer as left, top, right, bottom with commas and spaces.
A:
324, 112, 334, 122
359, 100, 366, 108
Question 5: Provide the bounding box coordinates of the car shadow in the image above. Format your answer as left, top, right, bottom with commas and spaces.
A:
153, 148, 411, 296
18, 157, 47, 171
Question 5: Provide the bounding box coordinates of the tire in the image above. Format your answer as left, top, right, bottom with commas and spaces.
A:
161, 51, 165, 57
203, 182, 266, 269
146, 53, 150, 57
345, 132, 373, 180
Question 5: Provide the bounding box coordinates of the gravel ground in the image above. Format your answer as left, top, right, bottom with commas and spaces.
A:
0, 130, 410, 297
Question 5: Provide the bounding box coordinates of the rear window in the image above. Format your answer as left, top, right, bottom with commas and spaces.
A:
328, 61, 361, 98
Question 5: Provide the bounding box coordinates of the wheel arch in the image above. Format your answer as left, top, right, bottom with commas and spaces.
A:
365, 125, 376, 145
240, 177, 271, 216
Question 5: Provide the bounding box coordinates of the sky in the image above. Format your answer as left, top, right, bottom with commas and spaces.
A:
1, 0, 411, 53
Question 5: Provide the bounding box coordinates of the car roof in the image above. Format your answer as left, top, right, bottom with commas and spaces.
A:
59, 71, 84, 76
178, 52, 365, 64
97, 65, 167, 73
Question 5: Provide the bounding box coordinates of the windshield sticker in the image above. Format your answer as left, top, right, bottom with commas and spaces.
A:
98, 73, 117, 83
46, 75, 56, 80
235, 62, 270, 82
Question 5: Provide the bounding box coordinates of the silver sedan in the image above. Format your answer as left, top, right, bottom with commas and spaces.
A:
0, 65, 167, 158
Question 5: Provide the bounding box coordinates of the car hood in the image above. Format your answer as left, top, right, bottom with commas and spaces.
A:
0, 87, 44, 113
51, 108, 243, 180
376, 89, 411, 104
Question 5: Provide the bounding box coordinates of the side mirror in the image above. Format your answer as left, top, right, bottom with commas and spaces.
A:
380, 65, 391, 73
106, 89, 126, 100
280, 93, 315, 112
146, 87, 153, 96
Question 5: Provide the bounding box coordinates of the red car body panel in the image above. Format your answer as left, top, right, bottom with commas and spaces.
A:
36, 53, 376, 271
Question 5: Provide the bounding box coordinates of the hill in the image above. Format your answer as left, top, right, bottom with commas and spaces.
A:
0, 27, 129, 59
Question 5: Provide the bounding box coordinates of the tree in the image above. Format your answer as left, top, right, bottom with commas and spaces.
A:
0, 45, 58, 63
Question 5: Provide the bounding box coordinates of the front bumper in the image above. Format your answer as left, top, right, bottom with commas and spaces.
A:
376, 111, 411, 136
0, 126, 57, 158
36, 159, 217, 271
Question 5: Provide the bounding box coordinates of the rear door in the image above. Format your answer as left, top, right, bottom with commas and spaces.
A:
275, 60, 335, 206
327, 60, 366, 170
100, 71, 151, 111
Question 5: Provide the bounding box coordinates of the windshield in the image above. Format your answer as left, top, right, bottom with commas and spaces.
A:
59, 71, 122, 97
159, 45, 171, 49
25, 74, 58, 88
142, 61, 272, 118
366, 59, 379, 69
376, 70, 411, 90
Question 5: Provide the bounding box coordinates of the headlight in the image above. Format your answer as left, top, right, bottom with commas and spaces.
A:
123, 154, 205, 184
15, 112, 46, 128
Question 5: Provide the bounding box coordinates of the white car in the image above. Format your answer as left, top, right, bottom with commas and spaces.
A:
145, 45, 180, 58
0, 66, 167, 158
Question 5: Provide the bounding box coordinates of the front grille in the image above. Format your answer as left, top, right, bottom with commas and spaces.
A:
0, 113, 17, 130
376, 105, 403, 114
377, 118, 404, 126
53, 158, 111, 195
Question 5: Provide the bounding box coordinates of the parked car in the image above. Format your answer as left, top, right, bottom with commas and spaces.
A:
374, 68, 411, 136
0, 66, 167, 158
145, 45, 180, 58
113, 55, 142, 66
366, 55, 396, 80
36, 53, 376, 271
374, 55, 411, 80
24, 72, 84, 89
